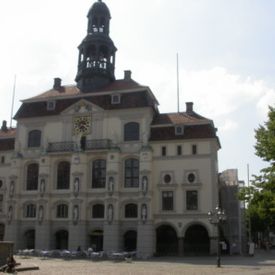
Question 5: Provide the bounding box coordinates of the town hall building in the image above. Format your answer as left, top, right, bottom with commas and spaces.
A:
0, 0, 222, 258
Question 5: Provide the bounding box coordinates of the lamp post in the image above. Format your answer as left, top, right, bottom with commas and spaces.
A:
208, 206, 227, 268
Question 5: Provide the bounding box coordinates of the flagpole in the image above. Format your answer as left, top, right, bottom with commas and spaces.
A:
176, 53, 180, 113
10, 75, 17, 128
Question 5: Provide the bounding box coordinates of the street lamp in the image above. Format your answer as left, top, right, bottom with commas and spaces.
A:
208, 205, 227, 268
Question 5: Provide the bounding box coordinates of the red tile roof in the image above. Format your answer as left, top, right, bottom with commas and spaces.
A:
14, 90, 156, 119
0, 138, 15, 151
0, 128, 16, 139
150, 124, 218, 141
27, 79, 145, 101
152, 112, 210, 125
0, 128, 16, 151
150, 111, 220, 145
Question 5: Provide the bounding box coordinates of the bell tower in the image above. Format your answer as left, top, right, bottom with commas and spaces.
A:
75, 0, 117, 92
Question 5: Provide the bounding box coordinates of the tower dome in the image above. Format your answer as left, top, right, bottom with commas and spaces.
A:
87, 0, 111, 35
75, 0, 117, 92
88, 0, 111, 19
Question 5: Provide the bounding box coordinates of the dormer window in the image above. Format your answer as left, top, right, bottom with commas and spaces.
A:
175, 125, 184, 136
47, 100, 56, 111
111, 94, 121, 104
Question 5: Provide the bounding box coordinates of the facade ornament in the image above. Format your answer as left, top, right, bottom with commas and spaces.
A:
73, 177, 80, 197
40, 179, 46, 197
38, 205, 44, 224
73, 205, 79, 225
141, 176, 148, 195
141, 204, 147, 223
7, 206, 13, 223
107, 204, 113, 224
108, 176, 114, 195
9, 181, 15, 198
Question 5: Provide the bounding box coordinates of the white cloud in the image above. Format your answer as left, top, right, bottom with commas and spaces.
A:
256, 88, 275, 120
219, 119, 239, 132
137, 66, 274, 123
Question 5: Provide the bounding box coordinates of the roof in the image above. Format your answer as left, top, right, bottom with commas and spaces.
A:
0, 138, 15, 151
0, 128, 16, 139
0, 128, 16, 151
151, 112, 211, 126
88, 0, 111, 18
25, 79, 146, 102
150, 112, 220, 147
150, 124, 217, 141
14, 90, 157, 119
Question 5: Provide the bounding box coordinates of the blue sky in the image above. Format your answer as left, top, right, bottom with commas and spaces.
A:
0, 0, 274, 181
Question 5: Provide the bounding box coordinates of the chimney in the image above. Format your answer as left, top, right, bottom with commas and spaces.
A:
53, 77, 62, 90
1, 120, 8, 132
186, 102, 194, 113
124, 70, 132, 81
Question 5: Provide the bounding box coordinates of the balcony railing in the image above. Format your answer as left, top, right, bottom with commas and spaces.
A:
47, 142, 76, 153
86, 139, 112, 150
47, 139, 112, 153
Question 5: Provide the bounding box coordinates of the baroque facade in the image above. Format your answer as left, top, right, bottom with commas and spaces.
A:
0, 0, 221, 257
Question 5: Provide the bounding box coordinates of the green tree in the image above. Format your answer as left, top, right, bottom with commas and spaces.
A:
239, 106, 275, 240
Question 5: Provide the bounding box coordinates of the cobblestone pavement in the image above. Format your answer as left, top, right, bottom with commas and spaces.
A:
14, 250, 275, 275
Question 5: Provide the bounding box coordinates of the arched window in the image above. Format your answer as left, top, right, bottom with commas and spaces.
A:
57, 161, 70, 189
26, 163, 39, 190
92, 159, 106, 188
28, 130, 41, 148
92, 204, 105, 219
124, 122, 140, 141
56, 204, 68, 218
100, 17, 106, 31
125, 203, 138, 218
25, 204, 36, 218
124, 158, 139, 188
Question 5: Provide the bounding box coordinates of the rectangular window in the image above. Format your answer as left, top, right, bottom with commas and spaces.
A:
124, 122, 140, 141
161, 146, 167, 157
177, 145, 182, 156
28, 130, 41, 148
25, 204, 36, 218
0, 195, 3, 212
192, 144, 197, 155
0, 156, 5, 164
175, 125, 184, 135
186, 190, 198, 210
162, 191, 173, 211
47, 100, 56, 111
124, 159, 139, 188
111, 94, 121, 104
125, 204, 138, 218
57, 204, 68, 218
92, 204, 105, 219
92, 160, 106, 188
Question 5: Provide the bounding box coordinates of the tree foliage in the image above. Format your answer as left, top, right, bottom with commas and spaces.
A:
239, 106, 275, 237
255, 106, 275, 163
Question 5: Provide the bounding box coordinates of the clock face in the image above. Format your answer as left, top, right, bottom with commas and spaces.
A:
73, 116, 91, 135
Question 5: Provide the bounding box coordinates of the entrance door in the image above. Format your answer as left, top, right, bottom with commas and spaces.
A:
25, 230, 35, 249
124, 230, 137, 252
90, 230, 103, 251
156, 225, 178, 256
184, 224, 210, 255
55, 230, 68, 250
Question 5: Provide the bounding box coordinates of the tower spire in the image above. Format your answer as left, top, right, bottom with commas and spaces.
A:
75, 0, 117, 92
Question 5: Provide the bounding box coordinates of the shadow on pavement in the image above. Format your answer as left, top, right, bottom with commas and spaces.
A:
149, 249, 275, 267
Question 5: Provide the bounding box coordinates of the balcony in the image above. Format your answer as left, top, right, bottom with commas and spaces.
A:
86, 139, 112, 150
47, 139, 112, 153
